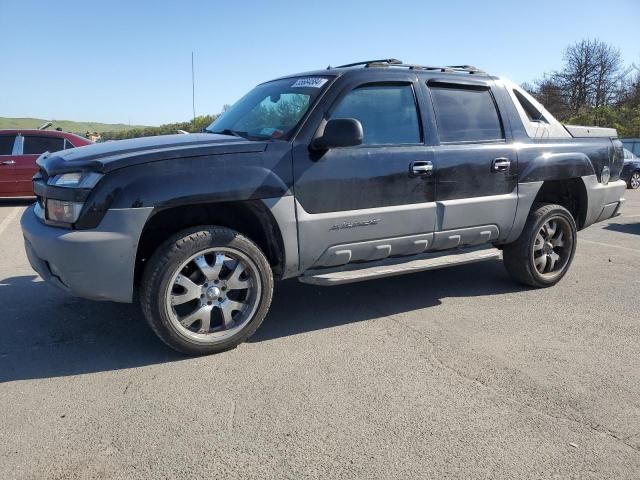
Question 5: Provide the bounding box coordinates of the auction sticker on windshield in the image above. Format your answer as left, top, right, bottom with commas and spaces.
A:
291, 78, 328, 88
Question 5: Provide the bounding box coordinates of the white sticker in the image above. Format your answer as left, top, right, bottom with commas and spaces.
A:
291, 77, 328, 88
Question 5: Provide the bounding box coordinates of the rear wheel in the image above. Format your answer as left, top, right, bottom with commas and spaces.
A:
503, 203, 577, 288
140, 226, 273, 355
629, 171, 640, 189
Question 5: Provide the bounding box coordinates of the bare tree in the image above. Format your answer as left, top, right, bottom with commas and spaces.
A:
555, 39, 624, 115
592, 43, 622, 108
618, 59, 640, 108
559, 39, 597, 115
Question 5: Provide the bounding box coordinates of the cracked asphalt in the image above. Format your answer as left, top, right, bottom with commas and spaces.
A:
1, 190, 639, 479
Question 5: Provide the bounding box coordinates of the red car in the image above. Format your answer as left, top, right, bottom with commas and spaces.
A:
0, 129, 92, 198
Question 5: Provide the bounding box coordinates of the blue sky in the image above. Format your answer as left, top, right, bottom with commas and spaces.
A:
1, 0, 638, 126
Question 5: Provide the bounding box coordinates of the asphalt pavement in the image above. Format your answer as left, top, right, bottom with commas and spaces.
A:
1, 191, 639, 479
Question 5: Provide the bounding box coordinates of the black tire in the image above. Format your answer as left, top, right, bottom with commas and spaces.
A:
140, 226, 274, 355
628, 171, 640, 189
503, 203, 577, 288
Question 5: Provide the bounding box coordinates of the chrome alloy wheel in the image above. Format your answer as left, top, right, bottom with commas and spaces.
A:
164, 247, 262, 342
630, 172, 640, 189
532, 216, 573, 278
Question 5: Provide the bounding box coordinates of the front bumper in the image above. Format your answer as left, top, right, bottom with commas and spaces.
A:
21, 205, 153, 303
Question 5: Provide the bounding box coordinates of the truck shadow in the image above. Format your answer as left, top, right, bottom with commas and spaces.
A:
253, 260, 524, 343
0, 261, 526, 382
603, 221, 640, 236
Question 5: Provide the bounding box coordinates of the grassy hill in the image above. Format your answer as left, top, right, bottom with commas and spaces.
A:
0, 117, 150, 134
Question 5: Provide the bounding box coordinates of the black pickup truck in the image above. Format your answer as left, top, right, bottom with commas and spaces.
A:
21, 59, 626, 355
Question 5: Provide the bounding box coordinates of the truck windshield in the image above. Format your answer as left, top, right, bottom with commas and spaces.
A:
206, 76, 331, 140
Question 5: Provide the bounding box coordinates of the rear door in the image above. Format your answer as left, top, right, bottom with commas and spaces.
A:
14, 135, 65, 195
0, 134, 18, 196
426, 80, 518, 248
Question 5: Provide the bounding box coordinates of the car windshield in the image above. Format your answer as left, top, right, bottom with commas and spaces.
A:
206, 76, 331, 140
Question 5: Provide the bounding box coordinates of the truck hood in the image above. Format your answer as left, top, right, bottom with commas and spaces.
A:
37, 133, 268, 175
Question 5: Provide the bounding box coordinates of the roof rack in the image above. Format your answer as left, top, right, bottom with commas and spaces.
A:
333, 58, 403, 68
330, 59, 485, 75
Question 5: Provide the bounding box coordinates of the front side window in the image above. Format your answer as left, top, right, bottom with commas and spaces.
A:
0, 135, 16, 155
330, 83, 421, 145
624, 148, 633, 160
23, 136, 65, 155
207, 76, 332, 140
430, 85, 504, 143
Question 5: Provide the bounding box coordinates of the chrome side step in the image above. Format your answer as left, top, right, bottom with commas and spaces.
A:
299, 247, 501, 286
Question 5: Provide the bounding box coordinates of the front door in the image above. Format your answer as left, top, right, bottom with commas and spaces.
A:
0, 134, 18, 197
293, 75, 437, 271
426, 81, 518, 248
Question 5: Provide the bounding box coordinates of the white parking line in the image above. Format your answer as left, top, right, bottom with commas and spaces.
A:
0, 207, 21, 237
581, 238, 640, 254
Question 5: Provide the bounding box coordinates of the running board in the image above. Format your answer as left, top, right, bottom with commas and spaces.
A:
299, 247, 502, 286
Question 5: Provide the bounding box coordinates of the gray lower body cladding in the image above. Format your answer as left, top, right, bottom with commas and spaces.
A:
261, 196, 299, 279
582, 176, 626, 227
295, 192, 518, 272
21, 206, 152, 303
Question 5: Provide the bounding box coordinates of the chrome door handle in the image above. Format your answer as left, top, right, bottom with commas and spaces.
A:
0, 160, 16, 165
410, 161, 433, 176
492, 157, 510, 172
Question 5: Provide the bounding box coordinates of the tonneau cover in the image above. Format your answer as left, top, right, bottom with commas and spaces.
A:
565, 125, 618, 138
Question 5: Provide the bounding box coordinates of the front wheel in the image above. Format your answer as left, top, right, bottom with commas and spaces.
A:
140, 226, 274, 355
629, 171, 640, 189
503, 203, 577, 288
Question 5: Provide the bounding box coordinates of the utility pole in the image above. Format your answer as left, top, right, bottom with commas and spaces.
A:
192, 51, 196, 123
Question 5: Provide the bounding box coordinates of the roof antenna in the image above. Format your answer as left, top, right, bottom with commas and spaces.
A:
38, 121, 53, 130
191, 51, 196, 123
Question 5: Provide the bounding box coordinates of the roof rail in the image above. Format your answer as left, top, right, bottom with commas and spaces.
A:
333, 59, 403, 69
330, 59, 485, 74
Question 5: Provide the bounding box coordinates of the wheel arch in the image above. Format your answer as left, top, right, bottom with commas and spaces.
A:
134, 200, 288, 287
531, 177, 588, 230
505, 177, 588, 244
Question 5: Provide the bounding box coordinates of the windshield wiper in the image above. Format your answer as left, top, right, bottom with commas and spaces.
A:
208, 128, 247, 139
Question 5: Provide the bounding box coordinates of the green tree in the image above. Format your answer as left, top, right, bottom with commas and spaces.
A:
100, 114, 218, 141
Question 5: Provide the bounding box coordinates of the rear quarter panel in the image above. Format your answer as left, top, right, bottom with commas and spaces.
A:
517, 137, 619, 183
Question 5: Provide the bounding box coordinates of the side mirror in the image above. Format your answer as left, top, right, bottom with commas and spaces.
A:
311, 118, 363, 150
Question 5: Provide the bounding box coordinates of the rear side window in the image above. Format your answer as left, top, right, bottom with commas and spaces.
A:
330, 83, 421, 145
430, 85, 504, 143
0, 135, 16, 155
513, 90, 547, 123
23, 136, 65, 155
